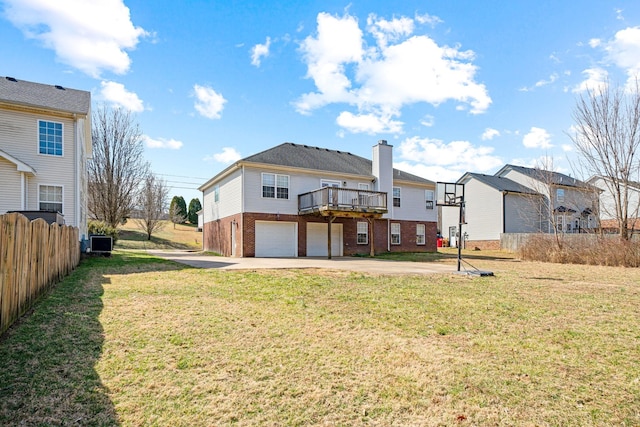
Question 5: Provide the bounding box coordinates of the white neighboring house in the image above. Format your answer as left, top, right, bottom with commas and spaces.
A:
0, 76, 91, 238
441, 165, 599, 249
587, 175, 640, 233
199, 140, 438, 257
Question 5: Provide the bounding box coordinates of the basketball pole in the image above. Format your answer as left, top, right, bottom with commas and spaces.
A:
457, 200, 464, 272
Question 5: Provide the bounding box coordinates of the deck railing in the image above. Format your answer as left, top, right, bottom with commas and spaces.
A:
298, 187, 387, 215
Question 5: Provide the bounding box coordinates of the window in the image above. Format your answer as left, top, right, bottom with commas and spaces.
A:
393, 187, 401, 207
391, 223, 401, 244
214, 185, 220, 202
556, 188, 565, 203
357, 222, 368, 244
358, 183, 369, 190
262, 173, 289, 199
425, 190, 434, 209
321, 180, 341, 188
38, 120, 63, 156
39, 185, 63, 213
556, 215, 564, 232
416, 224, 425, 245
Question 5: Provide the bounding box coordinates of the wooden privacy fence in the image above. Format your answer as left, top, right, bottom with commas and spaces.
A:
501, 232, 639, 252
0, 212, 80, 335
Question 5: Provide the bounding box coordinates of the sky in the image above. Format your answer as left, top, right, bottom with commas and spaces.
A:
2, 0, 640, 204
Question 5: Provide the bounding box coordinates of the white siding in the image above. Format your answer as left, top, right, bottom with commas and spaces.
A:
202, 167, 243, 222
504, 193, 541, 233
0, 157, 23, 213
391, 183, 437, 222
0, 109, 80, 227
441, 179, 503, 242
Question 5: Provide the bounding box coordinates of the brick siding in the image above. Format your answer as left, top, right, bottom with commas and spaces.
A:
203, 212, 437, 257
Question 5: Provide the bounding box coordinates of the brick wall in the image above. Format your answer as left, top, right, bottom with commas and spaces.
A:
203, 212, 437, 257
202, 213, 242, 256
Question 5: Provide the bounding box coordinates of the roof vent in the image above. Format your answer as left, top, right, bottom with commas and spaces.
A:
336, 150, 342, 154
6, 76, 17, 82
55, 85, 65, 90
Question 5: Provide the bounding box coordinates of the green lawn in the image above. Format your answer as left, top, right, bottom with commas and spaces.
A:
1, 251, 639, 425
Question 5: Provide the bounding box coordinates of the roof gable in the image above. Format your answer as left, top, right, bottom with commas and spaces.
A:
0, 76, 90, 115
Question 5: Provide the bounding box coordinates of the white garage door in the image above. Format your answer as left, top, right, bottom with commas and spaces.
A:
307, 222, 343, 257
255, 221, 297, 257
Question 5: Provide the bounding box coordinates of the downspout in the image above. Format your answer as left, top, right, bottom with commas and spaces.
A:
20, 172, 25, 209
387, 218, 391, 252
502, 191, 507, 233
240, 164, 245, 257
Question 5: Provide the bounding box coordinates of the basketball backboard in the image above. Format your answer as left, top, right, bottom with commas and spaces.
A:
436, 182, 464, 206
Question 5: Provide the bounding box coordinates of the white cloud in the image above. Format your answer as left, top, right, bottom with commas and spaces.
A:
562, 144, 573, 152
481, 128, 500, 141
519, 73, 559, 92
523, 127, 553, 149
143, 135, 183, 150
572, 68, 608, 93
99, 81, 144, 112
295, 12, 491, 134
420, 115, 435, 127
204, 147, 241, 164
336, 111, 403, 134
415, 12, 443, 27
3, 0, 147, 77
193, 84, 227, 119
396, 136, 502, 181
604, 26, 640, 81
251, 36, 271, 67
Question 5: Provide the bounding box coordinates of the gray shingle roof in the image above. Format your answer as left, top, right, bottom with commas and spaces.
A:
243, 142, 434, 185
0, 76, 90, 115
500, 164, 588, 188
463, 173, 539, 194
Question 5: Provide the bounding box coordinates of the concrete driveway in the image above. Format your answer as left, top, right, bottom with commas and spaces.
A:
147, 250, 456, 275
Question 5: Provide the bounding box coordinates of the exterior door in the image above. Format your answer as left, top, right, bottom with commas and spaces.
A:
449, 226, 457, 248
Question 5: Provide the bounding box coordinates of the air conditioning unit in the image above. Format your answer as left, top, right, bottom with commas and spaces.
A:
89, 235, 113, 254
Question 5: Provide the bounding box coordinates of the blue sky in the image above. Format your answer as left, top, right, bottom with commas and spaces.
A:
2, 0, 640, 203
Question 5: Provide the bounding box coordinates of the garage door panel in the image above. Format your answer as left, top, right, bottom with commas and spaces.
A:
255, 221, 297, 257
307, 223, 342, 257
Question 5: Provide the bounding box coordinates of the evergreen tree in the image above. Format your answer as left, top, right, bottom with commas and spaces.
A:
188, 198, 202, 224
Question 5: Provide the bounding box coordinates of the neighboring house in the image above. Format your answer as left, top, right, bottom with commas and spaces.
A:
199, 140, 437, 257
587, 175, 640, 233
0, 76, 91, 238
441, 164, 599, 249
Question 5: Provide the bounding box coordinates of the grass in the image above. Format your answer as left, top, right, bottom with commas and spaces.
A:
2, 252, 640, 425
115, 220, 202, 250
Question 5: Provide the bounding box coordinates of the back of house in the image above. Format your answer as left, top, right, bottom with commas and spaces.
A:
0, 76, 91, 238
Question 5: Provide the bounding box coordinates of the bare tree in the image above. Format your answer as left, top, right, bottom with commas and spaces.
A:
134, 174, 169, 240
515, 159, 599, 250
88, 106, 150, 228
168, 196, 187, 229
570, 80, 640, 240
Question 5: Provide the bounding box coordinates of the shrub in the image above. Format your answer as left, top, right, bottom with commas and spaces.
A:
519, 233, 640, 267
88, 220, 119, 243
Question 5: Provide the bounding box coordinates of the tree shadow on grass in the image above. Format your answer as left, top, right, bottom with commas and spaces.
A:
0, 253, 190, 425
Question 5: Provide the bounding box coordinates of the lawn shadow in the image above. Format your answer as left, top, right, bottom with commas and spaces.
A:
0, 257, 126, 425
